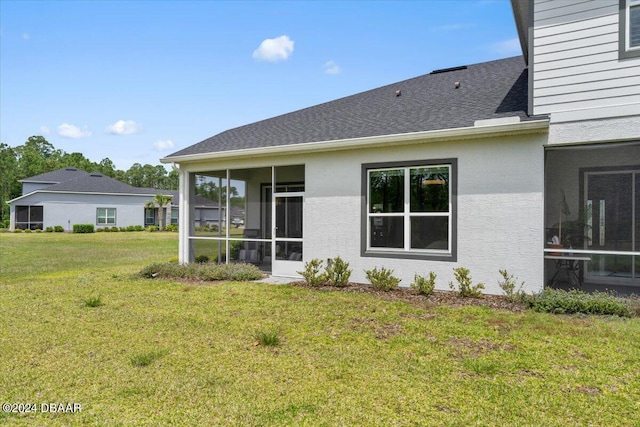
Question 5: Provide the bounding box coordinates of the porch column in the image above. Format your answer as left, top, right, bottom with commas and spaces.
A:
179, 169, 196, 263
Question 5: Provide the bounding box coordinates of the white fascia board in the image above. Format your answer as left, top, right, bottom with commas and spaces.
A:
6, 190, 160, 204
161, 119, 549, 165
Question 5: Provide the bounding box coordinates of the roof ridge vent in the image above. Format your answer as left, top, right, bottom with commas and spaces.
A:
65, 167, 78, 171
430, 65, 467, 74
89, 173, 103, 177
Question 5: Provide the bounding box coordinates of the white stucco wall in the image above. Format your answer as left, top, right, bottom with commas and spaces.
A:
303, 135, 545, 295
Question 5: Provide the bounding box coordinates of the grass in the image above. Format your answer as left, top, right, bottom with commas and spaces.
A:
1, 233, 639, 426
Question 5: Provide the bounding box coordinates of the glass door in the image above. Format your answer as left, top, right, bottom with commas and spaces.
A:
585, 170, 638, 284
271, 192, 304, 277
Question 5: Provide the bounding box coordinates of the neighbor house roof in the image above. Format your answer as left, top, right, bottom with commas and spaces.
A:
165, 56, 542, 160
19, 167, 88, 184
9, 168, 219, 208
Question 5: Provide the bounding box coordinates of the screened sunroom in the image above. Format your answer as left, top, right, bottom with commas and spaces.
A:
544, 141, 640, 294
179, 165, 305, 277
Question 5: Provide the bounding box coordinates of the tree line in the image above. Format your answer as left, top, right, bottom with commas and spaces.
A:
0, 136, 178, 223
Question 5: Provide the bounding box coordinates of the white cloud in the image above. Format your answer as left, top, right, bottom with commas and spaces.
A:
492, 37, 522, 55
323, 60, 342, 75
153, 139, 174, 151
40, 126, 50, 135
57, 123, 92, 139
22, 32, 30, 40
105, 120, 140, 135
252, 35, 294, 62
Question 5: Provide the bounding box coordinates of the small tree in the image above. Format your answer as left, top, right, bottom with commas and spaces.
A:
145, 194, 173, 231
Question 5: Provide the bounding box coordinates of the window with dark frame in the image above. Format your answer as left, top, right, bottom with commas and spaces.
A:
362, 159, 457, 261
620, 0, 640, 58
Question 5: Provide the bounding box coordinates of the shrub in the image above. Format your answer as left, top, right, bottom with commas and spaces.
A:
253, 329, 280, 347
449, 267, 484, 298
146, 225, 158, 232
13, 229, 22, 233
134, 225, 144, 231
137, 262, 262, 282
45, 226, 54, 232
229, 240, 242, 260
126, 225, 136, 232
195, 255, 209, 263
73, 224, 95, 233
54, 225, 64, 232
411, 272, 436, 295
119, 227, 127, 232
110, 226, 119, 232
297, 259, 327, 287
365, 266, 401, 291
24, 229, 32, 233
96, 227, 105, 232
498, 269, 526, 302
1, 219, 9, 228
325, 257, 352, 287
524, 289, 632, 317
165, 224, 178, 232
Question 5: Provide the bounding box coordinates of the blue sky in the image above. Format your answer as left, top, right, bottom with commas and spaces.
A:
0, 0, 521, 170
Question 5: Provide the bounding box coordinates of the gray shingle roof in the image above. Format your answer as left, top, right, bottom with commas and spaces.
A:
166, 56, 538, 159
20, 167, 88, 183
43, 173, 152, 194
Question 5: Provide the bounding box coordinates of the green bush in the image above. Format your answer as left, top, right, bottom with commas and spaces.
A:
411, 272, 436, 295
365, 266, 401, 291
54, 225, 64, 232
297, 259, 327, 287
119, 227, 127, 232
165, 224, 178, 232
137, 262, 262, 282
13, 229, 22, 233
126, 225, 136, 232
35, 229, 42, 233
326, 257, 351, 287
73, 224, 95, 233
146, 225, 158, 232
523, 289, 632, 317
1, 219, 9, 228
24, 229, 32, 233
449, 267, 484, 298
45, 226, 54, 232
134, 225, 144, 231
110, 226, 119, 232
498, 269, 526, 302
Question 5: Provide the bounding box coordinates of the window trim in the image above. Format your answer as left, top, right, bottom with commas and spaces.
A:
96, 207, 117, 226
619, 0, 640, 59
361, 158, 457, 261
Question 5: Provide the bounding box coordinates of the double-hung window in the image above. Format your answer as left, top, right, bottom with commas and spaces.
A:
97, 208, 116, 226
362, 159, 456, 261
620, 0, 640, 58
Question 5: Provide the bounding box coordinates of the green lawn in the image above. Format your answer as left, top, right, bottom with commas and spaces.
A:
0, 232, 639, 426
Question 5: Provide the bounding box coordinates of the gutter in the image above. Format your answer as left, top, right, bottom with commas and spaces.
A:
161, 119, 549, 165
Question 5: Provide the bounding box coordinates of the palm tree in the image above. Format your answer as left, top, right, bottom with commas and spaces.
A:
145, 194, 173, 231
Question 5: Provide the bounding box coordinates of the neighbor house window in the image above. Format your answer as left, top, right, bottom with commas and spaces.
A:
15, 205, 43, 230
620, 0, 640, 58
171, 208, 178, 225
362, 159, 457, 261
97, 208, 116, 226
145, 208, 156, 226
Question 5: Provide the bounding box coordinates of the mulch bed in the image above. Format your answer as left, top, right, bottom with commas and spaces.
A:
289, 281, 526, 313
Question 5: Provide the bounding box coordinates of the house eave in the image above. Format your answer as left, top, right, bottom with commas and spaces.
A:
161, 119, 549, 165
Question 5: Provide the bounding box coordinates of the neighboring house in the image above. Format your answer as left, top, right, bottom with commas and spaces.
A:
162, 0, 639, 294
7, 167, 222, 231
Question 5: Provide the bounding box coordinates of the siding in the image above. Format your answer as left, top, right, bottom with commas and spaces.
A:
533, 0, 640, 120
